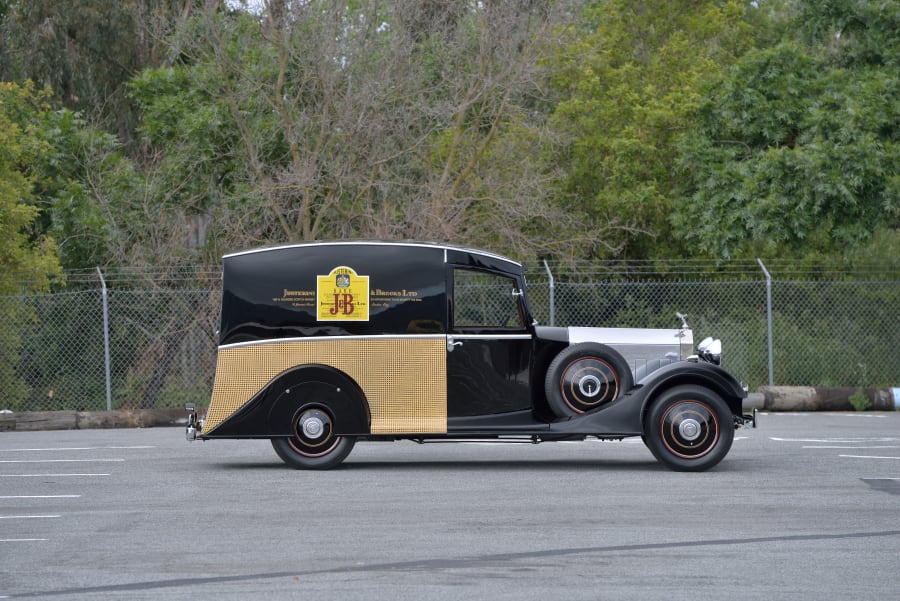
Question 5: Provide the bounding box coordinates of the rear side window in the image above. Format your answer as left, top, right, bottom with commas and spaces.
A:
453, 269, 524, 329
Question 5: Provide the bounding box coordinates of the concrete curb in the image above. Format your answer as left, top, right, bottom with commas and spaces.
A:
755, 386, 900, 412
0, 408, 189, 432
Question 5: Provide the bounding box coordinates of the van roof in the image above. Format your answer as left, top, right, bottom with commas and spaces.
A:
224, 240, 523, 269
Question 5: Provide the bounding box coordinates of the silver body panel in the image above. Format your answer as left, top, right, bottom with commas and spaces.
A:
568, 326, 694, 371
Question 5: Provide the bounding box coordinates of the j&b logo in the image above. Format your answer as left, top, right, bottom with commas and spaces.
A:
329, 293, 355, 316
317, 266, 369, 321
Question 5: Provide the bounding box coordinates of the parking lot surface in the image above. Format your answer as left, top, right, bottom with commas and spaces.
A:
1, 412, 898, 600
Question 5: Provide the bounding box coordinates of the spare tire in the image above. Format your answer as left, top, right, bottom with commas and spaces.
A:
544, 342, 634, 417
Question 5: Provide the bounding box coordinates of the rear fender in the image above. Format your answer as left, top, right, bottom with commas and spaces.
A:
266, 365, 370, 436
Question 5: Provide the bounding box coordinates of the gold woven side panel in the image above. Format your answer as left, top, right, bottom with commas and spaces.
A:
204, 338, 447, 435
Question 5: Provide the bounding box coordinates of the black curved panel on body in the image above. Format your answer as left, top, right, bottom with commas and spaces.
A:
533, 326, 569, 344
204, 365, 370, 438
547, 391, 645, 436
219, 243, 447, 344
446, 409, 549, 433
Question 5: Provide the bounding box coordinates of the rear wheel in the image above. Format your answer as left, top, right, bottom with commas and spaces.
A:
271, 406, 355, 469
545, 343, 633, 417
643, 385, 734, 472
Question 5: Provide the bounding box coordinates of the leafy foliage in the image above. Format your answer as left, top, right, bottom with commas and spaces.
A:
673, 2, 899, 259
128, 2, 586, 261
548, 0, 756, 258
0, 80, 62, 290
0, 80, 63, 408
0, 0, 192, 146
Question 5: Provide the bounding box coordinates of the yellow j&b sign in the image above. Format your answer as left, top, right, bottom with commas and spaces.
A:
317, 266, 370, 321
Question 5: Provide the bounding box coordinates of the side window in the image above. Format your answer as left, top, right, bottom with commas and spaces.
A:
453, 269, 524, 329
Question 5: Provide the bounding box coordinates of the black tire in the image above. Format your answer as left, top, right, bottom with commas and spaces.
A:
271, 406, 355, 470
643, 385, 734, 472
544, 343, 634, 417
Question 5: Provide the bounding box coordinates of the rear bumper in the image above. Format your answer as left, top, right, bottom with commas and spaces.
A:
185, 403, 202, 441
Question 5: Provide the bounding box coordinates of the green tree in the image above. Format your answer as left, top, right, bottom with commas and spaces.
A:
0, 81, 63, 409
0, 0, 198, 146
673, 0, 899, 259
0, 79, 138, 270
129, 1, 585, 262
28, 108, 136, 269
548, 0, 756, 259
0, 81, 62, 291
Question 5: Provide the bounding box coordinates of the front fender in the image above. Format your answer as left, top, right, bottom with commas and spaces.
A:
635, 360, 747, 417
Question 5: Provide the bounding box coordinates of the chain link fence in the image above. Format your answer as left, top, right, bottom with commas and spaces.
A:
2, 260, 897, 412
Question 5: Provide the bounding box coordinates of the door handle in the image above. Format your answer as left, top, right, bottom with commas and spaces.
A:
447, 337, 463, 352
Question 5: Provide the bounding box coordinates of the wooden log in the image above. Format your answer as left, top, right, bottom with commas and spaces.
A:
758, 386, 897, 411
0, 413, 16, 432
10, 411, 78, 431
9, 408, 194, 431
76, 408, 189, 429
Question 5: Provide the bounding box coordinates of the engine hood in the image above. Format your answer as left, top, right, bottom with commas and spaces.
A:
535, 325, 693, 369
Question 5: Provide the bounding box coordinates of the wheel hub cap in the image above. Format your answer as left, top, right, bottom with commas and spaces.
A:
301, 413, 326, 439
659, 401, 720, 459
679, 418, 701, 441
560, 357, 619, 413
578, 375, 601, 397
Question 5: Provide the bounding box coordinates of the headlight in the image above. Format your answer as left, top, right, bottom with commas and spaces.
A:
697, 337, 722, 365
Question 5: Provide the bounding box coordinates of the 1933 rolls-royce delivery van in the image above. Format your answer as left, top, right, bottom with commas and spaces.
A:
186, 241, 755, 471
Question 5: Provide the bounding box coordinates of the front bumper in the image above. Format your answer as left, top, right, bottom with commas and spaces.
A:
735, 408, 758, 429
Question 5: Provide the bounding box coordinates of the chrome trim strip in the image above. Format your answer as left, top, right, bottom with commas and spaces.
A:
219, 333, 446, 351
450, 334, 532, 340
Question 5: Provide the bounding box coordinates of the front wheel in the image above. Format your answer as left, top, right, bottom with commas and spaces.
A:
643, 385, 734, 472
271, 406, 355, 470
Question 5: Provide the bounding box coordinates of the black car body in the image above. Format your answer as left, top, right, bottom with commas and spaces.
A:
187, 241, 754, 471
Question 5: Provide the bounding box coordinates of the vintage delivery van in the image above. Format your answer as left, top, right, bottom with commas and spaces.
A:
186, 241, 755, 471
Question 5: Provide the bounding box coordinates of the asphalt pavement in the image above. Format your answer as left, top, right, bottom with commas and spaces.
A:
1, 412, 898, 600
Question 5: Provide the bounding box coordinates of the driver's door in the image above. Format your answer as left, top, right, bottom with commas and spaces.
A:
446, 268, 532, 419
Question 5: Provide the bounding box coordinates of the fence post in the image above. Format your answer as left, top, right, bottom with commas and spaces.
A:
542, 260, 555, 326
96, 267, 112, 411
756, 258, 774, 386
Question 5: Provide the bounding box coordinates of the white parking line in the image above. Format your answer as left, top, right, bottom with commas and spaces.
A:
833, 414, 888, 418
0, 515, 61, 520
0, 539, 47, 542
0, 495, 81, 499
840, 455, 900, 460
804, 446, 900, 449
762, 413, 888, 418
0, 459, 124, 464
0, 446, 154, 453
771, 437, 897, 443
0, 473, 110, 478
